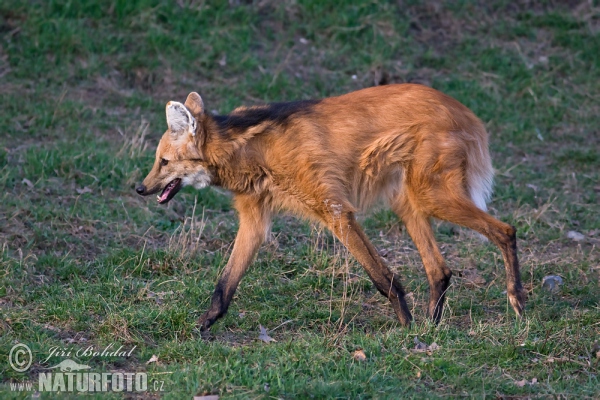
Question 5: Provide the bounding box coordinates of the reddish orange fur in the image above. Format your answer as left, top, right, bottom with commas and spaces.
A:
138, 84, 525, 329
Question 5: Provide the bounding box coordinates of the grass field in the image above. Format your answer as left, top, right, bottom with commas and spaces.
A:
1, 0, 599, 398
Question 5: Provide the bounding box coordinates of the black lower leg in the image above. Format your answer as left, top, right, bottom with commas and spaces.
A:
198, 281, 232, 330
428, 271, 452, 323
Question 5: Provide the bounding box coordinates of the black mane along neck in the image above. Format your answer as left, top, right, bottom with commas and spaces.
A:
213, 100, 319, 132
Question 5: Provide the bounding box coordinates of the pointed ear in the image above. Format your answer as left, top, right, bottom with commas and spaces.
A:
166, 101, 197, 136
184, 92, 204, 116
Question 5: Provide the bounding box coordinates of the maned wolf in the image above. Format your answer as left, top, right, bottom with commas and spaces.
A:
136, 84, 525, 330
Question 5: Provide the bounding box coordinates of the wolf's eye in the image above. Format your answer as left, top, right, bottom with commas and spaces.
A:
160, 158, 169, 166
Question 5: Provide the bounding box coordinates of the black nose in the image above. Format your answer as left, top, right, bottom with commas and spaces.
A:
136, 185, 146, 195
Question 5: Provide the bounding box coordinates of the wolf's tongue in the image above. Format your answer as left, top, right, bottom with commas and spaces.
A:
157, 180, 178, 203
158, 189, 170, 203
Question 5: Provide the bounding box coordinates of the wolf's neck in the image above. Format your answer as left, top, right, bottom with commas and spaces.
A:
209, 160, 269, 195
200, 115, 262, 166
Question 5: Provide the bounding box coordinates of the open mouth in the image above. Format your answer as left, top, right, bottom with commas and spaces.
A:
157, 178, 182, 204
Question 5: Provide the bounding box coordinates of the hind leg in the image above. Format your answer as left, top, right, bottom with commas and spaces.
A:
393, 196, 452, 323
430, 196, 526, 316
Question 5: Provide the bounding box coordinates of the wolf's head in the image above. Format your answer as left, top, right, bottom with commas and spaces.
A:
136, 92, 212, 204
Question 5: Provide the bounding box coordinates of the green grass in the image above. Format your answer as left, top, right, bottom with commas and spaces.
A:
1, 0, 599, 398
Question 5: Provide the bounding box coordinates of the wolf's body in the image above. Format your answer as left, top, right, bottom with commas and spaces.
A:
137, 84, 525, 329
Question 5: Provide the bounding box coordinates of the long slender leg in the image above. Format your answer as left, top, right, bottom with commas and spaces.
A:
198, 195, 271, 330
324, 207, 412, 326
431, 200, 525, 316
396, 205, 452, 323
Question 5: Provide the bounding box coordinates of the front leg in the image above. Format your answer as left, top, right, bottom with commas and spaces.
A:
199, 195, 271, 330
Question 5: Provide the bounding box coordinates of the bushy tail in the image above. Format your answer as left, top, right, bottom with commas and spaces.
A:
467, 131, 494, 212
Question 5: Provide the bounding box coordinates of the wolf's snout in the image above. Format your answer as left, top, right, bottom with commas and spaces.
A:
136, 185, 147, 195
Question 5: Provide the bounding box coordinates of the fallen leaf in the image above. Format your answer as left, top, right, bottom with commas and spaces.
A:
146, 354, 159, 364
567, 231, 585, 241
352, 349, 367, 361
413, 337, 428, 351
258, 325, 275, 343
76, 186, 92, 194
542, 275, 564, 293
412, 337, 441, 354
22, 178, 34, 188
531, 377, 538, 385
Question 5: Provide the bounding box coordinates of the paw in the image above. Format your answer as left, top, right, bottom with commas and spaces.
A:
508, 288, 527, 317
427, 302, 444, 324
197, 313, 217, 331
391, 297, 413, 327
